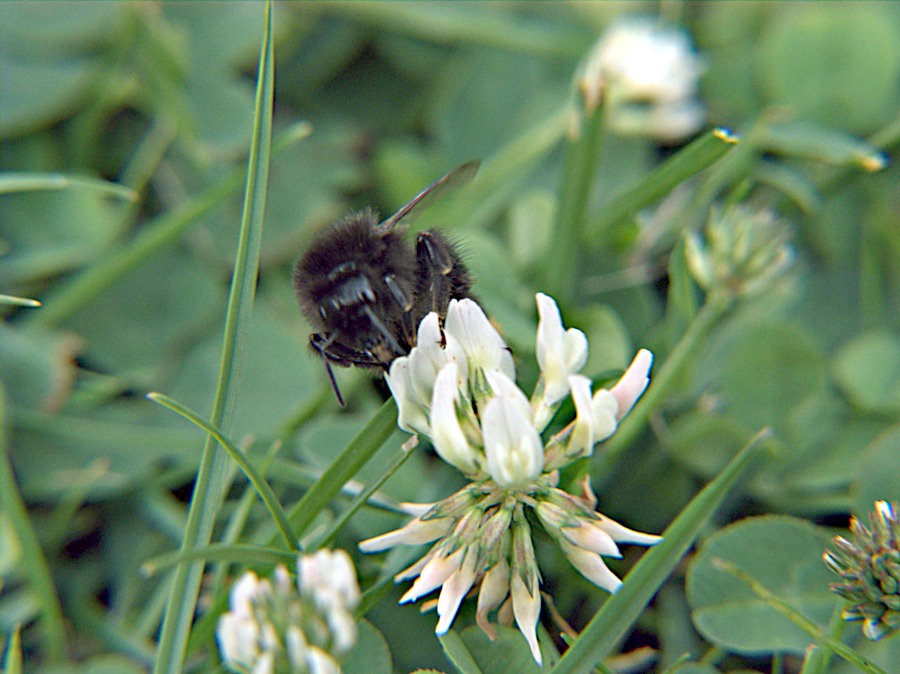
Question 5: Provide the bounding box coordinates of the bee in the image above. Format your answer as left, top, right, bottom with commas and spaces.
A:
293, 161, 479, 405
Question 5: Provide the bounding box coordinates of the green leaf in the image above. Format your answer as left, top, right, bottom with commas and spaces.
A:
343, 619, 393, 674
459, 625, 545, 674
0, 0, 117, 137
758, 121, 887, 172
854, 424, 900, 515
756, 4, 900, 134
438, 629, 485, 674
686, 516, 834, 655
712, 320, 828, 433
587, 128, 740, 242
832, 331, 900, 415
1, 188, 126, 286
0, 172, 137, 201
0, 324, 80, 411
1, 391, 67, 663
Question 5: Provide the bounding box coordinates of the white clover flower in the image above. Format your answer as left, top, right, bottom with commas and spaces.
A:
217, 550, 360, 674
579, 17, 705, 141
365, 293, 659, 664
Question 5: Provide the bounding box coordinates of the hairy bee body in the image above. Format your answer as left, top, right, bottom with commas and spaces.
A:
293, 162, 478, 403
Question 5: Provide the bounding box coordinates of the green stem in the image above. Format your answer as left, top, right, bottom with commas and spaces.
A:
546, 104, 605, 304
714, 559, 887, 674
27, 120, 309, 329
147, 393, 297, 550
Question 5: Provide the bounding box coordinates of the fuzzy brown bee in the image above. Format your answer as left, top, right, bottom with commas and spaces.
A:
293, 161, 478, 405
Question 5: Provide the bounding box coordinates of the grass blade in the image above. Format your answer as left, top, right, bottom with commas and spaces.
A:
0, 393, 66, 663
27, 120, 310, 328
152, 3, 274, 672
283, 400, 399, 543
587, 128, 739, 242
0, 172, 138, 201
147, 392, 297, 549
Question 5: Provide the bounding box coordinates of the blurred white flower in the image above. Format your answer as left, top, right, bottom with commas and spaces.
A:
217, 550, 359, 674
366, 293, 659, 663
579, 17, 706, 141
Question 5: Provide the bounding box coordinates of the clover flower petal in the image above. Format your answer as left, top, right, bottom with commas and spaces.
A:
445, 298, 515, 381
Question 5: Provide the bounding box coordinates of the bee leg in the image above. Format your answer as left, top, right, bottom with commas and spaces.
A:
383, 274, 416, 347
309, 333, 346, 407
416, 231, 455, 317
362, 305, 405, 356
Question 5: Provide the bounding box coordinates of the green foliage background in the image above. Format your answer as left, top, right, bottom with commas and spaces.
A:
1, 2, 898, 673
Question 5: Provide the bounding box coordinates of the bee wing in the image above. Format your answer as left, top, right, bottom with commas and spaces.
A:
376, 160, 480, 233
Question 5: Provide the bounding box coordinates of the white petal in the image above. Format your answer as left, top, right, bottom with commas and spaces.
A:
306, 646, 342, 674
252, 652, 275, 674
567, 375, 595, 458
590, 389, 618, 442
609, 349, 653, 420
595, 513, 662, 546
285, 625, 309, 669
484, 370, 533, 420
535, 293, 588, 405
229, 571, 264, 615
387, 358, 430, 435
482, 392, 544, 489
400, 548, 463, 604
511, 573, 542, 666
476, 557, 510, 640
217, 612, 260, 668
445, 299, 514, 380
431, 363, 481, 474
563, 328, 589, 373
435, 548, 479, 634
358, 516, 451, 553
561, 521, 621, 558
559, 539, 623, 593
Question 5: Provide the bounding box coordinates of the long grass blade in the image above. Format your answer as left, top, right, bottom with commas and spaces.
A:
587, 128, 739, 242
152, 3, 274, 672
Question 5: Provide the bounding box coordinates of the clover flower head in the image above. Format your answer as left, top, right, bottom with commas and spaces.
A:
578, 17, 705, 141
366, 294, 660, 664
824, 501, 900, 641
685, 204, 795, 299
217, 549, 360, 674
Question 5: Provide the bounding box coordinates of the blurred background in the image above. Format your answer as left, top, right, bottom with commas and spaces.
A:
2, 2, 898, 672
